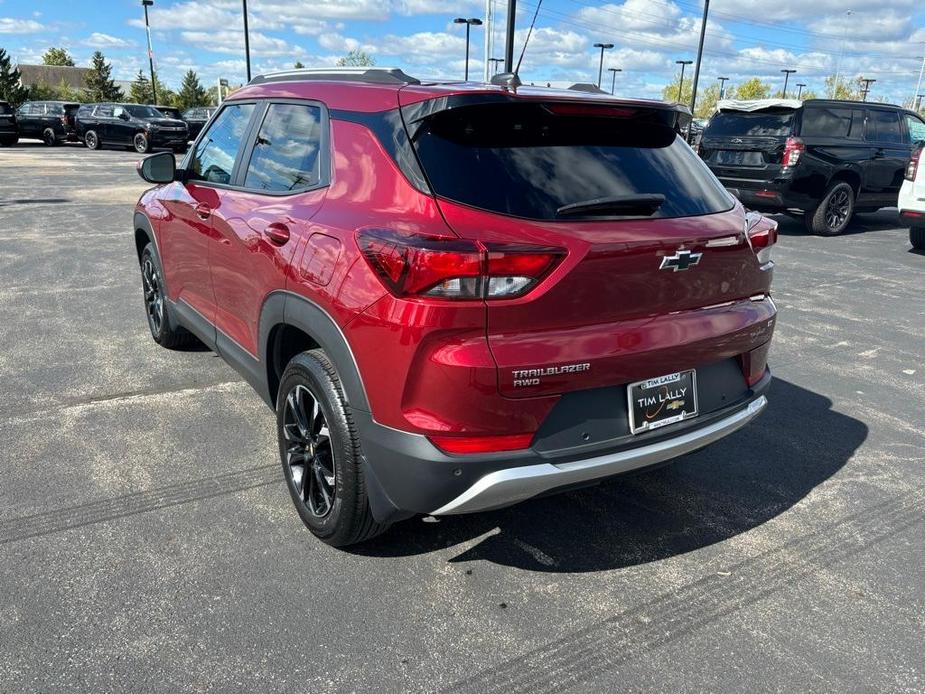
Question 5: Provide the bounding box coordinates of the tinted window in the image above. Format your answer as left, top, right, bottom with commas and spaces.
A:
95, 104, 114, 117
413, 102, 732, 220
868, 110, 903, 144
46, 104, 64, 116
801, 107, 853, 138
705, 110, 795, 137
243, 103, 324, 192
124, 105, 158, 118
0, 103, 11, 115
905, 115, 925, 144
188, 103, 255, 185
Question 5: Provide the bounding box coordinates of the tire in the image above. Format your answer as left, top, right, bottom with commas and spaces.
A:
911, 226, 925, 250
133, 132, 150, 154
42, 128, 58, 146
804, 181, 855, 236
139, 243, 196, 349
84, 130, 100, 150
276, 350, 390, 547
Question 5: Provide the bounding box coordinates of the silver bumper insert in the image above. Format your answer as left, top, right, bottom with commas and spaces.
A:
431, 396, 767, 516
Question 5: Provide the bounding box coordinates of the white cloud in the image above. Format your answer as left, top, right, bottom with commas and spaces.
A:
0, 17, 44, 33
83, 32, 134, 49
180, 30, 306, 58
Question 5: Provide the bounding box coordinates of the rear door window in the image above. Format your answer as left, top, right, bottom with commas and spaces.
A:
46, 104, 64, 116
704, 111, 795, 138
905, 114, 925, 144
800, 107, 853, 138
187, 102, 255, 185
242, 103, 325, 193
868, 110, 903, 144
412, 101, 731, 220
95, 104, 114, 118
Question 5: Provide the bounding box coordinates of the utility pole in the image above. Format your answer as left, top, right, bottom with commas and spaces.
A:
141, 0, 157, 105
860, 78, 876, 101
796, 82, 806, 99
454, 18, 483, 81
780, 69, 796, 98
833, 9, 853, 97
914, 54, 925, 111
676, 60, 693, 102
594, 43, 614, 88
717, 76, 729, 99
504, 0, 516, 72
688, 0, 710, 114
243, 0, 251, 82
608, 67, 622, 95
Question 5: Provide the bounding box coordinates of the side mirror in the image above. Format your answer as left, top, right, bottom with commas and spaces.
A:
137, 151, 176, 184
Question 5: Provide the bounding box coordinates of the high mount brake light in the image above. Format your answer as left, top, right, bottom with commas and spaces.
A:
906, 145, 922, 182
782, 137, 804, 168
357, 229, 565, 300
544, 103, 637, 118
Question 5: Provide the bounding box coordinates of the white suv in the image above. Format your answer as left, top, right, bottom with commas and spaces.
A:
899, 139, 924, 249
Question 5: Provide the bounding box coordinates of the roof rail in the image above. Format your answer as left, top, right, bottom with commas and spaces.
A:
248, 67, 420, 86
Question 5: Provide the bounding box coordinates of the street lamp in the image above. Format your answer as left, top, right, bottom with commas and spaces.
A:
593, 43, 614, 89
860, 78, 876, 101
913, 53, 925, 109
780, 69, 796, 98
488, 57, 504, 76
676, 60, 693, 102
242, 0, 251, 82
717, 76, 730, 99
454, 17, 483, 81
608, 67, 622, 95
833, 9, 853, 97
141, 0, 157, 105
796, 82, 807, 99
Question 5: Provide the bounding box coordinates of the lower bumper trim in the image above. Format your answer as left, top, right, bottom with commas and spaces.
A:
430, 395, 767, 515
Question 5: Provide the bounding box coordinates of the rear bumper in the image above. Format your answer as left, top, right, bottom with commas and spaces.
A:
355, 367, 772, 522
715, 175, 815, 211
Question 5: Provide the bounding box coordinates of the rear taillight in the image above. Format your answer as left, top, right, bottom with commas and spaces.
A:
746, 216, 778, 266
59, 115, 68, 125
357, 229, 565, 301
906, 145, 922, 181
429, 433, 534, 455
782, 137, 804, 168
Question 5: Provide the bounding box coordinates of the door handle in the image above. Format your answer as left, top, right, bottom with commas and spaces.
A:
194, 203, 212, 220
264, 222, 290, 246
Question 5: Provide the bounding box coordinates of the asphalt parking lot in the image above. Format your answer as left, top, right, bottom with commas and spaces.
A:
1, 143, 923, 693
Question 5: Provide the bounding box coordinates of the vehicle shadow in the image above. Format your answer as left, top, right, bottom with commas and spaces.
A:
773, 208, 901, 237
350, 378, 867, 572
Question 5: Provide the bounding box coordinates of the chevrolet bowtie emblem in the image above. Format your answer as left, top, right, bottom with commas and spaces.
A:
660, 249, 703, 272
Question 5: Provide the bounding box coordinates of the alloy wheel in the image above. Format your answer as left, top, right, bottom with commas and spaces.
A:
824, 188, 851, 231
43, 129, 55, 146
134, 133, 148, 153
86, 132, 97, 149
141, 256, 164, 335
282, 384, 336, 518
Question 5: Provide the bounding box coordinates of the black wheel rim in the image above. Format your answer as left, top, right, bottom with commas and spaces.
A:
825, 188, 851, 231
141, 256, 163, 335
134, 134, 146, 152
86, 133, 96, 148
283, 384, 336, 518
43, 130, 54, 145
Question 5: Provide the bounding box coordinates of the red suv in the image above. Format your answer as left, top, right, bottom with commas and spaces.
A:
134, 68, 778, 546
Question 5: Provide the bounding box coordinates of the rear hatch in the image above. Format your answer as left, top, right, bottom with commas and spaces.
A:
700, 106, 797, 182
405, 96, 774, 397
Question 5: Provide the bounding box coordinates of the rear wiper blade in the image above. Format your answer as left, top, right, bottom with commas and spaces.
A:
556, 194, 666, 218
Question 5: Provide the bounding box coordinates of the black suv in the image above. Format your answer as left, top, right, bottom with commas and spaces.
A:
16, 100, 80, 145
75, 103, 189, 153
152, 105, 183, 121
0, 101, 17, 146
181, 106, 216, 140
700, 99, 925, 235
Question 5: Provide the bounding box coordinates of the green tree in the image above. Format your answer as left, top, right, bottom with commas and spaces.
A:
28, 79, 80, 101
336, 50, 375, 67
42, 47, 75, 66
294, 61, 305, 69
694, 83, 721, 118
661, 73, 692, 106
176, 69, 208, 109
129, 70, 153, 103
735, 77, 771, 100
0, 48, 27, 106
84, 51, 123, 102
824, 74, 862, 100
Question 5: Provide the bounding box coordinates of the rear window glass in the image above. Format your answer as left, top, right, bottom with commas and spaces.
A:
705, 111, 795, 137
801, 107, 855, 138
868, 110, 903, 144
1, 103, 13, 115
906, 115, 925, 144
46, 104, 64, 116
412, 102, 732, 221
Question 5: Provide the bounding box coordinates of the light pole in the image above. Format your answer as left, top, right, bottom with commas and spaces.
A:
676, 60, 693, 102
717, 76, 729, 99
141, 0, 157, 105
243, 0, 251, 82
688, 0, 710, 114
504, 0, 516, 73
796, 82, 806, 99
454, 17, 483, 81
916, 94, 925, 111
780, 69, 796, 98
594, 43, 614, 88
608, 67, 622, 95
488, 57, 504, 76
833, 9, 853, 97
860, 78, 876, 101
914, 54, 925, 110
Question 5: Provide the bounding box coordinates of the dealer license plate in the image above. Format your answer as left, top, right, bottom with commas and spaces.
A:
627, 370, 698, 435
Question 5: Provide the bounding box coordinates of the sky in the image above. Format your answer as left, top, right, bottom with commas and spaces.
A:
1, 0, 924, 106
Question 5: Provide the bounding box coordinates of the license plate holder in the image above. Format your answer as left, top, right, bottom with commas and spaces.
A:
627, 370, 698, 435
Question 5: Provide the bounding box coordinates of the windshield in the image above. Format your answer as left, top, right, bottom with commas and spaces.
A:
705, 111, 795, 138
411, 102, 732, 221
125, 105, 161, 119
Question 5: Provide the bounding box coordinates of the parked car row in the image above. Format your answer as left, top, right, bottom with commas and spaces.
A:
0, 100, 217, 153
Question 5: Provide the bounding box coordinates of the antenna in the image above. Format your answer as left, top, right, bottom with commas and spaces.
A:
514, 0, 543, 76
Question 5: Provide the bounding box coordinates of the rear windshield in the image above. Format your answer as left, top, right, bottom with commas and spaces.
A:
705, 110, 795, 138
411, 102, 732, 220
